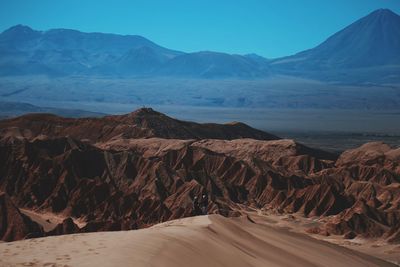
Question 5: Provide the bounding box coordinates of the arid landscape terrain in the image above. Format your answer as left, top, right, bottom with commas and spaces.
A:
0, 108, 399, 266
1, 2, 400, 266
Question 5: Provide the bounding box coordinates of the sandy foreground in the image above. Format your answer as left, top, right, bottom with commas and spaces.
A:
0, 214, 397, 267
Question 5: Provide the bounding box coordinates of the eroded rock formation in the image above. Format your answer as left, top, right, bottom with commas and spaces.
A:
0, 109, 398, 242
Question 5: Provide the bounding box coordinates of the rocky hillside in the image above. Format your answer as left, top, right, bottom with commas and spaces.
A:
0, 193, 43, 241
0, 108, 278, 142
0, 109, 399, 243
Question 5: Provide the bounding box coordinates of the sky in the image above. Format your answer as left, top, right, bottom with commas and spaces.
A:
0, 0, 399, 58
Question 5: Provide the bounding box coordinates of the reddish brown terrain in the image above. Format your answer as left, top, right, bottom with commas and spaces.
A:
0, 108, 399, 249
0, 108, 278, 141
0, 193, 43, 241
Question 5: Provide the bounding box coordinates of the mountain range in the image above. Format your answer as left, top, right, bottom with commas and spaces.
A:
0, 9, 399, 82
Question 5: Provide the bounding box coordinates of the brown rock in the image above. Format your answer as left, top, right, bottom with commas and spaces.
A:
0, 192, 43, 241
0, 109, 399, 242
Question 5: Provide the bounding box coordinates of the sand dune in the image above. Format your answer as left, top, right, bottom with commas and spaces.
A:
0, 215, 395, 267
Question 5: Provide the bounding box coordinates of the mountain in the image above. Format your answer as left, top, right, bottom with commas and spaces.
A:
90, 46, 171, 75
0, 25, 183, 76
0, 109, 399, 245
1, 9, 399, 81
0, 25, 267, 78
0, 25, 180, 58
0, 101, 106, 118
271, 9, 400, 82
157, 51, 268, 78
112, 46, 170, 74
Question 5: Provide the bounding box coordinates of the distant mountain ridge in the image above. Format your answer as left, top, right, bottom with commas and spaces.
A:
0, 8, 400, 82
0, 24, 183, 76
0, 25, 263, 78
0, 101, 106, 118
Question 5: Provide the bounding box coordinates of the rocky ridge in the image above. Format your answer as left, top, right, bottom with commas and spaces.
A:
0, 109, 398, 243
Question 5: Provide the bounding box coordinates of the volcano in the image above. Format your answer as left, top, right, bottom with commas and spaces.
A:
272, 9, 400, 71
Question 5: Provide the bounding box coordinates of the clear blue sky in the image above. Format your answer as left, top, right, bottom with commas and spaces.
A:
0, 0, 399, 58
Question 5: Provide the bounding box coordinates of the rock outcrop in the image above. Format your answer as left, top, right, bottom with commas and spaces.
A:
0, 193, 43, 241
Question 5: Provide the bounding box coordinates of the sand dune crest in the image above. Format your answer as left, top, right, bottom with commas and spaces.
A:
0, 215, 395, 267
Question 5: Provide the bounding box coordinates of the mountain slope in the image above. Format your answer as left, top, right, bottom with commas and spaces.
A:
92, 46, 171, 75
157, 51, 268, 78
272, 9, 400, 71
0, 107, 279, 141
0, 25, 182, 76
0, 193, 43, 241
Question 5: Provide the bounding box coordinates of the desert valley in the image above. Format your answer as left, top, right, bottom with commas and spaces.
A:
1, 2, 400, 267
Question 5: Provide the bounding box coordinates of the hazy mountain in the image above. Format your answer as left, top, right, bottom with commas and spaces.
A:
157, 51, 268, 78
0, 101, 106, 118
0, 9, 399, 81
0, 25, 268, 78
271, 9, 400, 82
0, 25, 180, 57
0, 25, 182, 76
93, 46, 171, 75
244, 53, 270, 65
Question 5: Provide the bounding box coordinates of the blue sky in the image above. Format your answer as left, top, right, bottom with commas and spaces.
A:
0, 0, 399, 58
